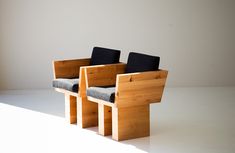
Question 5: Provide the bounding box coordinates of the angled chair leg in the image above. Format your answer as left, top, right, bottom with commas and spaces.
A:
65, 94, 77, 124
112, 104, 150, 141
98, 104, 112, 136
77, 97, 98, 128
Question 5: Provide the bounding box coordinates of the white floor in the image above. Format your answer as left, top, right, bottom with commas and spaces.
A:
0, 87, 235, 153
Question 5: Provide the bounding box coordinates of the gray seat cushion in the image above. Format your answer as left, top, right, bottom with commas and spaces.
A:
52, 78, 79, 92
87, 86, 116, 103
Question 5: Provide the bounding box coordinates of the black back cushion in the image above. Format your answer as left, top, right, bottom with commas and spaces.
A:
125, 52, 160, 73
90, 47, 121, 65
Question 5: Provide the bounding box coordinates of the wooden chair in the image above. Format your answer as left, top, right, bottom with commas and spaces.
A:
84, 52, 168, 140
52, 47, 121, 127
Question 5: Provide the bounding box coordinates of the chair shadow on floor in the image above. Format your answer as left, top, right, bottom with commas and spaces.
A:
0, 89, 154, 153
0, 89, 65, 117
85, 126, 151, 152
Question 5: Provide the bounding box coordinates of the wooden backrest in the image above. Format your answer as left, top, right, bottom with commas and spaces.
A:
53, 58, 91, 79
85, 63, 126, 87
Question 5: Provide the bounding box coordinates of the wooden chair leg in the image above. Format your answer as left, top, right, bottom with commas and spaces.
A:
77, 97, 98, 128
65, 94, 77, 124
112, 104, 150, 141
98, 104, 112, 136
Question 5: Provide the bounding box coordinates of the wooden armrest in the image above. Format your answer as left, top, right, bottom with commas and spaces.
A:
53, 58, 91, 79
115, 70, 168, 108
84, 63, 126, 88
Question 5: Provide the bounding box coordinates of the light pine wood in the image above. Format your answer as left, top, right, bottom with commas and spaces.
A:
53, 58, 90, 79
77, 97, 98, 128
115, 70, 168, 108
117, 69, 168, 83
78, 67, 87, 97
98, 104, 112, 136
85, 63, 126, 87
65, 94, 77, 124
112, 105, 150, 141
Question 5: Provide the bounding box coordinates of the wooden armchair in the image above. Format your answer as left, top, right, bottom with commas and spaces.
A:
84, 52, 168, 140
52, 47, 121, 127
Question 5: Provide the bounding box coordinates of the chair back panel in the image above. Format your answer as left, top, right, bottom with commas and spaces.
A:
53, 58, 90, 79
85, 63, 126, 87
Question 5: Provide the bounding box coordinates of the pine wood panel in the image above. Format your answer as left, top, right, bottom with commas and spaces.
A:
115, 70, 168, 108
53, 58, 90, 79
117, 79, 166, 91
117, 69, 168, 83
78, 67, 87, 97
65, 94, 77, 124
112, 105, 150, 141
77, 97, 98, 128
98, 104, 112, 136
85, 63, 126, 87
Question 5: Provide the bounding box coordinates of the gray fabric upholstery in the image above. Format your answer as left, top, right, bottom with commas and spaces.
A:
52, 78, 79, 93
87, 86, 116, 103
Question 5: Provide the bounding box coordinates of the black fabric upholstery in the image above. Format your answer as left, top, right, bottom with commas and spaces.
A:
52, 78, 79, 92
90, 47, 121, 65
87, 86, 116, 103
125, 52, 160, 73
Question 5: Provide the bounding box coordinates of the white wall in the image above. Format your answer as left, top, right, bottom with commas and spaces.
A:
0, 0, 235, 90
